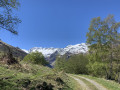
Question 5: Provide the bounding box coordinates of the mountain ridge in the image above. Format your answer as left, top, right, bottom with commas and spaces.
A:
0, 40, 27, 60
23, 43, 89, 65
24, 43, 88, 56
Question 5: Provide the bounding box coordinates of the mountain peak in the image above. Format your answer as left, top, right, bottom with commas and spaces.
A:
23, 43, 88, 57
22, 43, 88, 65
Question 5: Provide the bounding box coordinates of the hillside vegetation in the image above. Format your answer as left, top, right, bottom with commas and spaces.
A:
0, 62, 72, 90
0, 47, 79, 90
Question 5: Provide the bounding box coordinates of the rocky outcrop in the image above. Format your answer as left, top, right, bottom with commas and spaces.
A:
0, 40, 27, 60
0, 46, 18, 65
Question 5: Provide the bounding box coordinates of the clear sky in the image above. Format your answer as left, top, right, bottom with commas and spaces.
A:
0, 0, 120, 50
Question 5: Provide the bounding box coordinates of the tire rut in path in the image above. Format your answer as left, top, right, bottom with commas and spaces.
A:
69, 75, 91, 90
76, 75, 107, 90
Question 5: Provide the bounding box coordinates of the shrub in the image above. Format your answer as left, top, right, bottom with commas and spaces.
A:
87, 62, 107, 77
23, 52, 48, 65
55, 54, 88, 74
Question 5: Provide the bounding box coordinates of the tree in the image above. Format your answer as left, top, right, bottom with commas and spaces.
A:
54, 55, 67, 71
0, 0, 21, 35
0, 0, 21, 64
23, 52, 48, 65
55, 54, 88, 74
86, 15, 120, 80
0, 0, 21, 65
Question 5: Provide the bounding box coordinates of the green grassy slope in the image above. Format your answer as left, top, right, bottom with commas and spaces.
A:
1, 62, 120, 90
0, 62, 72, 90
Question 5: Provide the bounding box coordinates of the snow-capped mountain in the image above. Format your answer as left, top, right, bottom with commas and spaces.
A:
28, 43, 88, 58
64, 43, 88, 54
29, 47, 59, 57
22, 49, 29, 53
23, 43, 88, 65
23, 43, 88, 57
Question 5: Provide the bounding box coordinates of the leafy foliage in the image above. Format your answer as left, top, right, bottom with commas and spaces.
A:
86, 15, 120, 46
0, 0, 21, 35
55, 54, 88, 74
23, 52, 48, 65
86, 15, 120, 81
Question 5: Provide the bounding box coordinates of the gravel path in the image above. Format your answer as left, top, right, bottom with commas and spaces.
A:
76, 75, 107, 90
69, 75, 90, 90
69, 74, 107, 90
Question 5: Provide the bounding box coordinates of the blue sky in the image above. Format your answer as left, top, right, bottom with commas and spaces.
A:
0, 0, 120, 50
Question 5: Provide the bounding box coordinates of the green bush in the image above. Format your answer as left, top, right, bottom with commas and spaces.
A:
87, 62, 107, 77
54, 55, 66, 71
23, 52, 48, 65
66, 54, 88, 74
86, 52, 107, 77
55, 54, 88, 74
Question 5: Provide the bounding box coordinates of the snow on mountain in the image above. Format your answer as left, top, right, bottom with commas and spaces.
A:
29, 47, 59, 57
64, 43, 88, 54
22, 49, 29, 53
28, 43, 88, 57
23, 43, 88, 66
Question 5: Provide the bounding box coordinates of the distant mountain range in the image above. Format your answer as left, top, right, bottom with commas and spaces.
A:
23, 43, 89, 66
0, 40, 88, 66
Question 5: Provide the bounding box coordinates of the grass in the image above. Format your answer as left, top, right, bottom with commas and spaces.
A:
0, 62, 72, 90
3, 60, 120, 90
80, 74, 120, 90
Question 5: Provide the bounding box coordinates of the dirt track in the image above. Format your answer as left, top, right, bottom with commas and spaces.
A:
69, 74, 107, 90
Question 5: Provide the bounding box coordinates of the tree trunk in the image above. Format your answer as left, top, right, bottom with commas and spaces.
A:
108, 45, 113, 80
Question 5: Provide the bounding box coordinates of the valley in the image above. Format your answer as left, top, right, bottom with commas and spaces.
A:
0, 40, 120, 90
0, 0, 120, 89
0, 41, 120, 90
